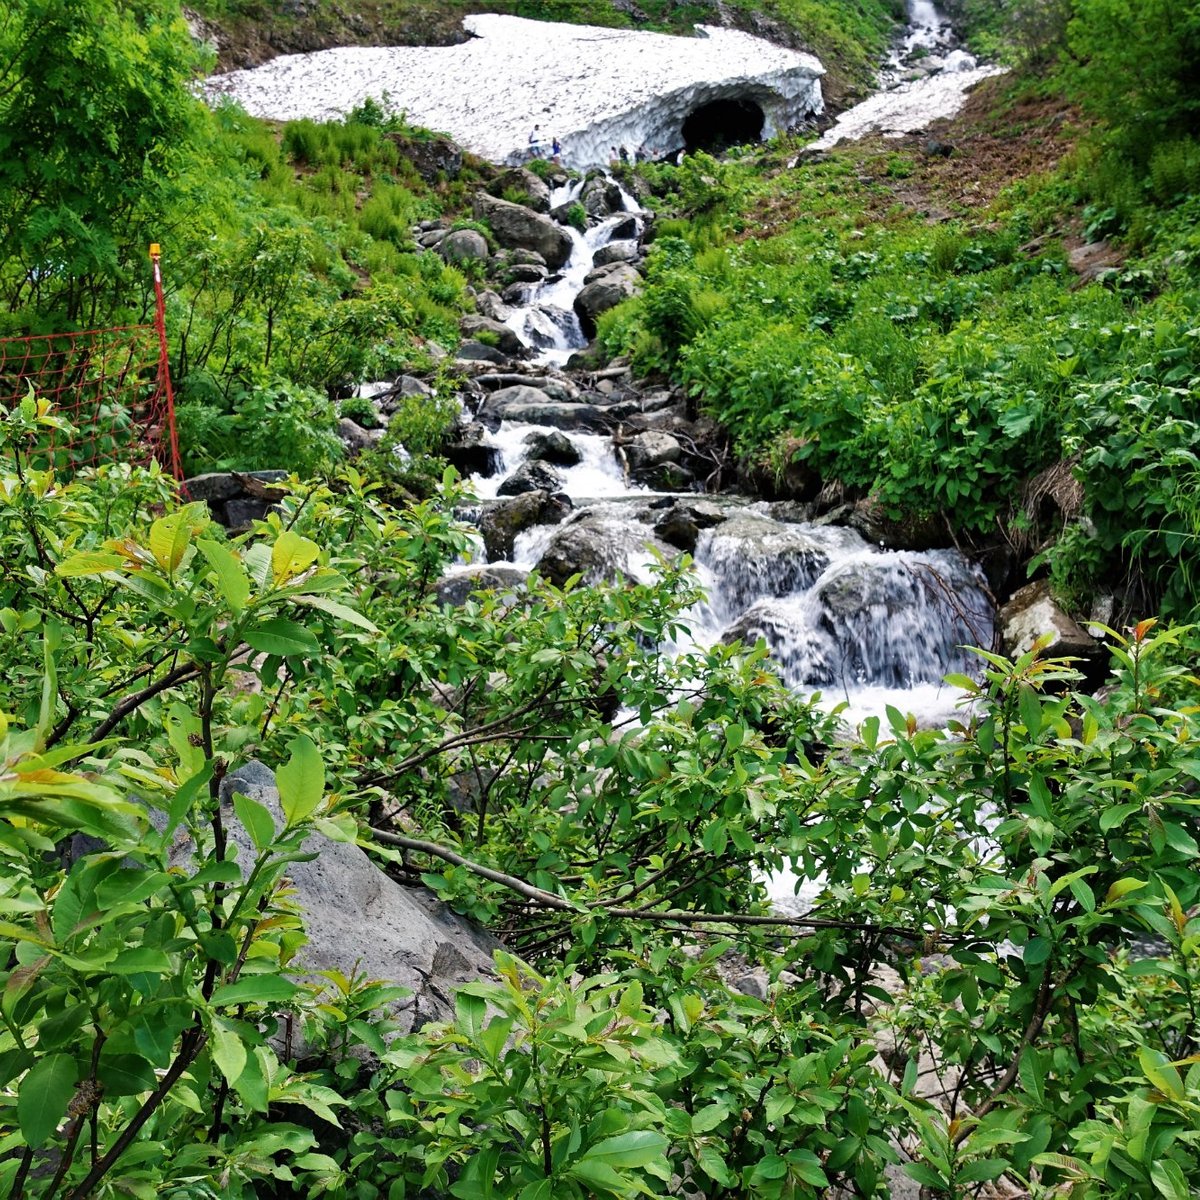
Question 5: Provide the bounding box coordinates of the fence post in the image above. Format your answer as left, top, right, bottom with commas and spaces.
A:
149, 244, 184, 482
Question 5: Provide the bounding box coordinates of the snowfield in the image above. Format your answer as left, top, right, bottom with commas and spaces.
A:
203, 14, 825, 168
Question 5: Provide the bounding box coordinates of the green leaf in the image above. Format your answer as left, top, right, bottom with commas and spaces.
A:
1151, 1158, 1190, 1200
697, 1146, 736, 1186
578, 1130, 668, 1170
97, 1050, 156, 1097
55, 551, 126, 577
197, 538, 250, 612
18, 1053, 76, 1146
1140, 1046, 1185, 1101
111, 947, 172, 975
244, 618, 321, 658
211, 975, 300, 1007
569, 1159, 626, 1193
289, 593, 378, 633
149, 512, 193, 574
277, 733, 324, 827
750, 1155, 788, 1183
455, 992, 485, 1042
691, 1103, 728, 1133
272, 530, 320, 585
210, 1023, 247, 1087
1104, 877, 1148, 905
234, 793, 276, 851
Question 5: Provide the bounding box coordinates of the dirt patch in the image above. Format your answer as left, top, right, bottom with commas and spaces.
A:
747, 75, 1081, 236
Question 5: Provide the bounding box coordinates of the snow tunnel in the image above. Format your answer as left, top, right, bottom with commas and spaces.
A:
681, 97, 766, 153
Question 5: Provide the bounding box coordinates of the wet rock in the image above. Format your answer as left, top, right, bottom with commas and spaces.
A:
379, 375, 433, 417
502, 280, 540, 305
460, 314, 524, 356
581, 175, 623, 218
436, 565, 528, 607
440, 228, 489, 263
488, 167, 552, 213
653, 499, 729, 552
592, 239, 640, 266
393, 133, 463, 183
536, 516, 654, 587
847, 496, 948, 551
213, 761, 497, 1037
337, 417, 380, 455
481, 490, 572, 561
524, 429, 580, 466
702, 514, 834, 608
456, 340, 510, 366
497, 459, 565, 497
999, 579, 1103, 667
607, 215, 640, 240
522, 305, 580, 351
475, 290, 510, 322
442, 421, 502, 478
474, 192, 573, 270
184, 470, 288, 529
621, 430, 681, 473
481, 386, 611, 432
575, 263, 642, 335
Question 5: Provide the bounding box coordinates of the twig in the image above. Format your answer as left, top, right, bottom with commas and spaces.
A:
952, 967, 1056, 1143
369, 827, 950, 942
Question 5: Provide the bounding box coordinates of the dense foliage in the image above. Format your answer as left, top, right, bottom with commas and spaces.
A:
598, 0, 1200, 617
2, 400, 1200, 1198
3, 0, 1200, 1196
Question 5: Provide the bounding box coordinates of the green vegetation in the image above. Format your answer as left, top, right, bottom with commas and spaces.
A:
3, 399, 1200, 1197
3, 0, 1200, 1197
598, 0, 1200, 618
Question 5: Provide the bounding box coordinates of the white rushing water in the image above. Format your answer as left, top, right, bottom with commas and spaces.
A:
806, 0, 1006, 151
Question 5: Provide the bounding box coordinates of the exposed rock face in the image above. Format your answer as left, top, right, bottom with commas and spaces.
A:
184, 470, 288, 529
653, 499, 729, 553
497, 459, 565, 497
460, 313, 525, 356
213, 762, 498, 1034
593, 239, 640, 267
440, 228, 490, 263
392, 132, 463, 182
524, 429, 581, 466
999, 579, 1103, 666
442, 421, 502, 478
575, 263, 642, 334
436, 564, 528, 607
480, 489, 572, 560
536, 514, 670, 587
581, 175, 623, 218
203, 16, 825, 168
489, 167, 552, 213
473, 192, 573, 270
480, 386, 611, 433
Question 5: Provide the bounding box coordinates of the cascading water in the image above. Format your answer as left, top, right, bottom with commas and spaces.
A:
502, 178, 645, 367
806, 0, 1004, 151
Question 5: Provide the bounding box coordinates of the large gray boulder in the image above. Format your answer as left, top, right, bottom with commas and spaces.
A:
436, 564, 528, 607
593, 239, 640, 267
474, 192, 573, 270
460, 314, 524, 356
480, 489, 572, 560
575, 264, 642, 334
213, 762, 498, 1034
440, 228, 489, 264
524, 429, 580, 467
488, 167, 552, 213
481, 385, 610, 433
497, 459, 565, 497
999, 579, 1101, 665
581, 175, 623, 218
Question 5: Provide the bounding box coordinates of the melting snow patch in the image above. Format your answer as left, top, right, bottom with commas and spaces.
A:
203, 15, 824, 168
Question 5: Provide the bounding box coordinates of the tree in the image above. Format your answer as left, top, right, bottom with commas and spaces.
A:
0, 0, 207, 325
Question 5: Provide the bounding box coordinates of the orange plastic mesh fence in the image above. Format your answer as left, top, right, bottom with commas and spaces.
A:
0, 325, 178, 476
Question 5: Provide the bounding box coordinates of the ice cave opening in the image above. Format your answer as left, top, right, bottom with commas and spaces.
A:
681, 97, 766, 154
